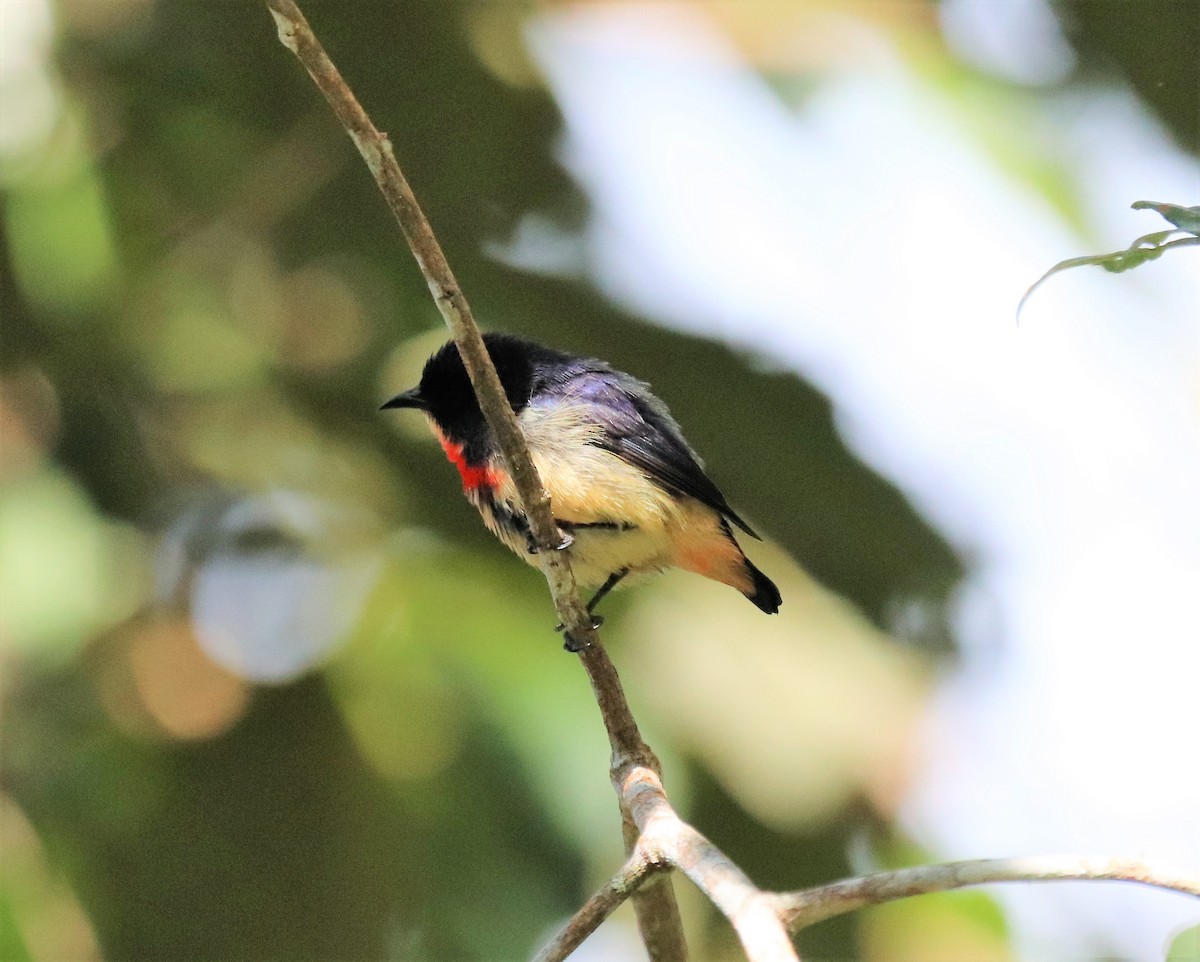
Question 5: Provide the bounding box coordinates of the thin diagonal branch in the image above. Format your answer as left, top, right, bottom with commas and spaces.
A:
774, 855, 1200, 931
263, 0, 576, 635
263, 0, 656, 775
532, 850, 667, 962
262, 3, 684, 958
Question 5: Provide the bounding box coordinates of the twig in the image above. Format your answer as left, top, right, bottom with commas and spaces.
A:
774, 855, 1200, 930
532, 850, 666, 962
622, 767, 800, 962
262, 2, 684, 957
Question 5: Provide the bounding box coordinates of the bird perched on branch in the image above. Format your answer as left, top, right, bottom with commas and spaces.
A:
382, 333, 780, 647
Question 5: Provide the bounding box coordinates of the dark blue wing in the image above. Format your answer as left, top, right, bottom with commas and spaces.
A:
542, 366, 760, 539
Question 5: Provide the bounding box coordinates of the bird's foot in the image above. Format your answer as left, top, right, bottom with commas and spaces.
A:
525, 529, 575, 554
554, 613, 604, 633
556, 614, 604, 651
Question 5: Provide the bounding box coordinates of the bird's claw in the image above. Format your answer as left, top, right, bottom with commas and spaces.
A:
554, 613, 604, 632
556, 614, 604, 651
525, 529, 575, 554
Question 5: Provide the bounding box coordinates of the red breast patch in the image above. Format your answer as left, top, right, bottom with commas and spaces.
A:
435, 432, 500, 492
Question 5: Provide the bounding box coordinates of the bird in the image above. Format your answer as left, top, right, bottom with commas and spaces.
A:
382, 333, 780, 648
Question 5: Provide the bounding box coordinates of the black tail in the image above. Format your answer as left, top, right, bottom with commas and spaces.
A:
744, 559, 781, 614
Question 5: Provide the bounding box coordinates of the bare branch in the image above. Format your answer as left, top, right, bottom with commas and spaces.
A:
616, 816, 691, 962
532, 850, 668, 962
262, 2, 684, 956
775, 855, 1200, 930
622, 767, 800, 962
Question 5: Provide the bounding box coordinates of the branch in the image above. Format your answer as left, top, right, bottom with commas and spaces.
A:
262, 1, 683, 956
532, 851, 667, 962
623, 767, 801, 962
264, 0, 657, 773
541, 767, 804, 961
775, 855, 1200, 930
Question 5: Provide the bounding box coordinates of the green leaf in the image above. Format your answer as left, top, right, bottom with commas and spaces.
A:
1017, 226, 1200, 321
1131, 200, 1200, 235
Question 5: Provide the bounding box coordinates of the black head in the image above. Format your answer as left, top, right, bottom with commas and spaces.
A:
381, 333, 578, 456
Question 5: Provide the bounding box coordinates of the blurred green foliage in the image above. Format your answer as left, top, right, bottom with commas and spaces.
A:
1, 1, 1194, 960
1167, 924, 1200, 962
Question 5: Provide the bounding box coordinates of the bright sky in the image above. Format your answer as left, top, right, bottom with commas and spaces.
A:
530, 3, 1200, 958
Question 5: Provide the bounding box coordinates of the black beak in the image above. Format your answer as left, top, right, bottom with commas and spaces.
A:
380, 387, 427, 411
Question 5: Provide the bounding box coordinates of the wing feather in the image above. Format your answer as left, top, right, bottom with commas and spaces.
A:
541, 367, 760, 539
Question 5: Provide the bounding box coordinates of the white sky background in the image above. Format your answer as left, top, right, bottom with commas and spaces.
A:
527, 3, 1200, 959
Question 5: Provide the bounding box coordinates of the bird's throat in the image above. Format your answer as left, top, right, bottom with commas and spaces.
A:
433, 429, 500, 492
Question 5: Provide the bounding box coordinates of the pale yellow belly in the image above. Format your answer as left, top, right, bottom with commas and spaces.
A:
473, 493, 673, 587
558, 524, 674, 587
470, 399, 748, 593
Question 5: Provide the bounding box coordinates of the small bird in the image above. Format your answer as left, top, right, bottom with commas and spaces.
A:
382, 333, 780, 647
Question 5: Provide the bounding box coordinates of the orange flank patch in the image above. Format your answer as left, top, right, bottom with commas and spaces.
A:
434, 431, 501, 493
672, 515, 752, 594
677, 539, 716, 578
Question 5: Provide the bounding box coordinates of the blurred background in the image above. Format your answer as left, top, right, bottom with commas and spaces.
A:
1, 1, 1197, 960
